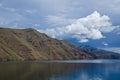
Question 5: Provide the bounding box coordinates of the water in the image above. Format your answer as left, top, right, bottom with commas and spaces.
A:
0, 60, 120, 80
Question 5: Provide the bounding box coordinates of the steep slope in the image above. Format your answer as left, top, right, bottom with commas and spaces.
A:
0, 28, 93, 61
0, 28, 120, 61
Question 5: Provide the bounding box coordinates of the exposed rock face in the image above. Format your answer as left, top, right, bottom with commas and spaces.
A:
0, 28, 120, 61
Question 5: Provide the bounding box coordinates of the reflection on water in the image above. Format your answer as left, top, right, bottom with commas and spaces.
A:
0, 60, 120, 80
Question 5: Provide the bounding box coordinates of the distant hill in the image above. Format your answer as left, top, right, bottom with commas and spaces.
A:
0, 28, 120, 61
80, 45, 120, 59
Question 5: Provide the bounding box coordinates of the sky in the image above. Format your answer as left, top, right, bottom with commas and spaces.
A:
0, 0, 120, 52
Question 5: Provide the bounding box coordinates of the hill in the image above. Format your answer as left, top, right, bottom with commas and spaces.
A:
0, 28, 120, 61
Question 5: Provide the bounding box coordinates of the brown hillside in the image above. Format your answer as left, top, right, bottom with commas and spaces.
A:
0, 28, 93, 61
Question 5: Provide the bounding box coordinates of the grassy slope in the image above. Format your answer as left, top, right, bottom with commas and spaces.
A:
0, 28, 93, 61
0, 28, 120, 61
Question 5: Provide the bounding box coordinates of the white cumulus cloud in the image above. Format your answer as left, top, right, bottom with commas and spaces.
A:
39, 11, 118, 43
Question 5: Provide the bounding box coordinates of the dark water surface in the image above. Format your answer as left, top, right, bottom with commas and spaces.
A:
0, 60, 120, 80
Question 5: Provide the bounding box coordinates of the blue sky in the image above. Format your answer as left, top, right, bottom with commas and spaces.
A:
0, 0, 120, 51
